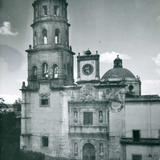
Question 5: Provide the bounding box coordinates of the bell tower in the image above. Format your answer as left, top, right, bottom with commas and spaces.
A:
27, 0, 74, 89
21, 0, 74, 156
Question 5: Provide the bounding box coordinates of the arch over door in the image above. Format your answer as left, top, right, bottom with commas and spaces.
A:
83, 143, 95, 160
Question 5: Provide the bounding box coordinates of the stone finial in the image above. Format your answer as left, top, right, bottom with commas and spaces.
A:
69, 46, 72, 51
22, 81, 26, 89
29, 45, 32, 49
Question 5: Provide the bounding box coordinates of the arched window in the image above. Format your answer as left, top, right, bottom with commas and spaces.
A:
129, 85, 134, 92
55, 29, 60, 44
32, 66, 37, 79
99, 143, 104, 154
54, 6, 59, 16
42, 5, 48, 16
34, 32, 37, 46
42, 29, 48, 44
42, 63, 48, 78
53, 64, 58, 78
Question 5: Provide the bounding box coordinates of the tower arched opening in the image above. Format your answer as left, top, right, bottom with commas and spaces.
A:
55, 29, 60, 44
42, 29, 48, 44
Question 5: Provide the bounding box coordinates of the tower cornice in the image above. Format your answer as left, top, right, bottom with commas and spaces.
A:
26, 46, 75, 55
31, 18, 70, 28
32, 0, 68, 8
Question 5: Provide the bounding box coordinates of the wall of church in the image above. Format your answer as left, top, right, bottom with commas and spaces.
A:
109, 107, 125, 160
21, 84, 73, 157
126, 146, 160, 160
125, 101, 160, 138
121, 100, 160, 160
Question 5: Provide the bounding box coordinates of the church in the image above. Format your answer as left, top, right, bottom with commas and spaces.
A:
20, 0, 160, 160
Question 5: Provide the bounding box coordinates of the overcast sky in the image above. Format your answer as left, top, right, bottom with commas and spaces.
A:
1, 0, 160, 103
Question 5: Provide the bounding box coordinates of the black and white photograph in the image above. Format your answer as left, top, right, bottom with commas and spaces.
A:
1, 0, 160, 160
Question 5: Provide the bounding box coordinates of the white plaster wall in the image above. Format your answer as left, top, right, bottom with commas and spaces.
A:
126, 146, 160, 160
25, 84, 71, 157
125, 101, 160, 138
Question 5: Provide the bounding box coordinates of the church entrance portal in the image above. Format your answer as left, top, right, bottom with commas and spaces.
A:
83, 143, 95, 160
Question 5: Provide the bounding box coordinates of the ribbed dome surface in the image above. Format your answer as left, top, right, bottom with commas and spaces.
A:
101, 68, 136, 81
101, 55, 137, 81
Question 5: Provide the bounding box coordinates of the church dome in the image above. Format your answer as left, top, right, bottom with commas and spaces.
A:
101, 55, 136, 81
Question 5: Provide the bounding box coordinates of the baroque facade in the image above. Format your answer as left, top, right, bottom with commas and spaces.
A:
20, 0, 160, 160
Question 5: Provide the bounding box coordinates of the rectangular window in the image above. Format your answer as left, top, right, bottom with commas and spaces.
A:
54, 6, 59, 16
41, 98, 49, 106
42, 136, 48, 147
132, 130, 140, 142
132, 154, 142, 160
83, 112, 93, 125
43, 5, 48, 15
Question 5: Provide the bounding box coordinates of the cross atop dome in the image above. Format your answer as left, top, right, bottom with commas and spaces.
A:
114, 55, 123, 68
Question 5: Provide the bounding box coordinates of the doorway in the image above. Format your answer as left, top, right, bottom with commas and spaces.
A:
83, 143, 95, 160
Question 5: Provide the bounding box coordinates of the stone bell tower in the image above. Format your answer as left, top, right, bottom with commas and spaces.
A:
21, 0, 74, 157
27, 0, 74, 89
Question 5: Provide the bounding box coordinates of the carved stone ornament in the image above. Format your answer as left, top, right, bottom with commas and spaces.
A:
110, 100, 123, 113
105, 88, 125, 112
80, 85, 95, 101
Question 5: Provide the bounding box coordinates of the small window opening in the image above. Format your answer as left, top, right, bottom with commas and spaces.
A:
54, 6, 59, 16
41, 96, 49, 106
32, 66, 37, 79
129, 85, 134, 92
55, 29, 60, 44
43, 5, 48, 15
42, 63, 48, 78
53, 64, 58, 78
42, 136, 48, 147
42, 29, 48, 44
132, 130, 140, 142
99, 143, 104, 154
132, 154, 142, 160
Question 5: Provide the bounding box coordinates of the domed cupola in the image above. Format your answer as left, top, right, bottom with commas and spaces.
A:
101, 55, 141, 96
102, 55, 136, 81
